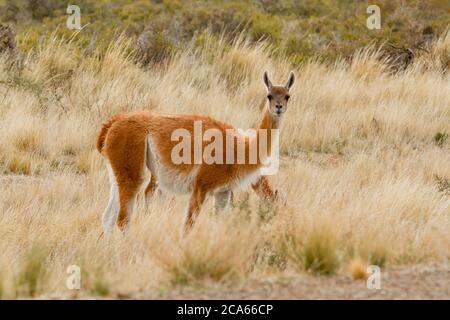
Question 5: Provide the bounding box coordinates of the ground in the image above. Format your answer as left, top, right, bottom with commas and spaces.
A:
115, 263, 450, 299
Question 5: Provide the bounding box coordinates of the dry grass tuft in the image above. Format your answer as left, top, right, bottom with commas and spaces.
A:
14, 245, 48, 297
151, 218, 258, 286
349, 257, 368, 280
282, 223, 339, 275
7, 153, 32, 175
301, 227, 339, 275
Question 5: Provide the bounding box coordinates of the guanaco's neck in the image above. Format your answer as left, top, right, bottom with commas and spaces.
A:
233, 107, 283, 176
258, 108, 282, 131
257, 108, 282, 156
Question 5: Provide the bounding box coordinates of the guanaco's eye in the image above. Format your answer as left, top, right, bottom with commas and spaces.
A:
285, 95, 290, 101
267, 95, 273, 100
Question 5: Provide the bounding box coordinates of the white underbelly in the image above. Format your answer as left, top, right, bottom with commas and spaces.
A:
157, 165, 198, 195
146, 135, 197, 195
228, 169, 261, 192
146, 135, 262, 195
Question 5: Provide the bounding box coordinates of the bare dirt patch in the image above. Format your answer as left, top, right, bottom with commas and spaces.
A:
136, 262, 450, 300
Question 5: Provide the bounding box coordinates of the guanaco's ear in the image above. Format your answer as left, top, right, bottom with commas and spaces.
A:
285, 71, 295, 90
263, 70, 272, 91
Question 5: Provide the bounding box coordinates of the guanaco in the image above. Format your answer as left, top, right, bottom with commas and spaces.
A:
96, 71, 294, 235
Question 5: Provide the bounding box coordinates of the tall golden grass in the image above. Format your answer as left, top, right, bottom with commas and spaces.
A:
0, 32, 449, 297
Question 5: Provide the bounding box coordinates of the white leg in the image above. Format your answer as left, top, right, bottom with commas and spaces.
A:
214, 190, 231, 213
102, 163, 119, 236
144, 181, 161, 208
144, 192, 152, 209
102, 185, 119, 236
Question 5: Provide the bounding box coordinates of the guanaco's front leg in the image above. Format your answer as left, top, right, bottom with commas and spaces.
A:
184, 186, 207, 234
251, 176, 278, 201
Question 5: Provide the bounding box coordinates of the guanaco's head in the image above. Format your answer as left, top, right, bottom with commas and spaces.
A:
263, 71, 295, 118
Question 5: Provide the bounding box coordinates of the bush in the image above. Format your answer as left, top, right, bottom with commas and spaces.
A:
91, 277, 110, 296
434, 132, 448, 147
1, 0, 449, 65
136, 27, 175, 65
26, 0, 63, 21
283, 225, 339, 275
251, 12, 280, 42
15, 245, 48, 297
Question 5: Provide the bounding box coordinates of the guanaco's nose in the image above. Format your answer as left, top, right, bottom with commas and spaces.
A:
275, 104, 282, 110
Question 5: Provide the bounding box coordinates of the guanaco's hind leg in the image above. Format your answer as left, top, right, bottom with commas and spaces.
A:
104, 131, 147, 233
102, 162, 120, 236
144, 174, 157, 196
144, 136, 165, 208
116, 185, 139, 232
144, 174, 158, 206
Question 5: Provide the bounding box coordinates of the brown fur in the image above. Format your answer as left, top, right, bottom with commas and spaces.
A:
96, 113, 127, 153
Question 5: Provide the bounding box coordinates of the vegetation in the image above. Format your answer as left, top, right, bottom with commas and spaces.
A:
15, 245, 48, 297
0, 0, 448, 298
0, 0, 449, 63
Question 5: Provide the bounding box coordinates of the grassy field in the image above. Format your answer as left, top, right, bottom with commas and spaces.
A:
0, 1, 449, 298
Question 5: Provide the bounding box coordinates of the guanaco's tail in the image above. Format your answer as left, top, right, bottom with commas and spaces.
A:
96, 113, 125, 154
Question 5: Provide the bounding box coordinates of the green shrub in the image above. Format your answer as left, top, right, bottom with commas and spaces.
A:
2, 0, 449, 73
283, 226, 339, 275
434, 132, 448, 147
15, 245, 48, 297
251, 12, 280, 42
91, 277, 110, 296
